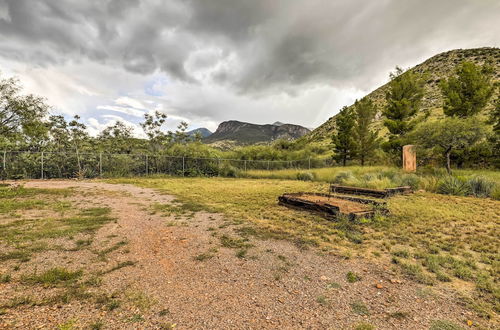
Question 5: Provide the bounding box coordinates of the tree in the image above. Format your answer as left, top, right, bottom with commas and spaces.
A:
440, 61, 495, 118
382, 67, 425, 159
99, 121, 134, 153
140, 111, 169, 153
332, 106, 357, 166
68, 115, 90, 174
353, 98, 379, 166
409, 117, 486, 174
0, 74, 49, 147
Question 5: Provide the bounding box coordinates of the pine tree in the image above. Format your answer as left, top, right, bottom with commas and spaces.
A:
440, 61, 495, 118
332, 106, 357, 166
382, 66, 424, 159
353, 98, 379, 166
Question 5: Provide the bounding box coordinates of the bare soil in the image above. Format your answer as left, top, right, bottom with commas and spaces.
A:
0, 180, 475, 329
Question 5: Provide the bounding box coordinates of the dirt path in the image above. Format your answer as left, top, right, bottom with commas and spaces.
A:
2, 180, 472, 329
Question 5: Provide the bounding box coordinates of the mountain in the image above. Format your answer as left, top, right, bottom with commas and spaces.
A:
187, 128, 212, 138
307, 47, 500, 143
204, 120, 310, 145
273, 121, 285, 126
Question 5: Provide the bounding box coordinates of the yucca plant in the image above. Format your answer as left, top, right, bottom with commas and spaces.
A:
467, 176, 495, 198
437, 176, 470, 196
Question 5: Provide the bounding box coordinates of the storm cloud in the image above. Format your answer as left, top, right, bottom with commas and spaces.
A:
0, 0, 498, 133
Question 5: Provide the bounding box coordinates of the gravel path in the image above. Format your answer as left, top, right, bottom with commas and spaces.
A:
0, 180, 474, 329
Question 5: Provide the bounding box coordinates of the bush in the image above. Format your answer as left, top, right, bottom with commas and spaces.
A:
491, 185, 500, 200
218, 164, 240, 178
296, 172, 315, 181
437, 176, 470, 196
467, 176, 495, 198
332, 171, 353, 184
399, 174, 421, 190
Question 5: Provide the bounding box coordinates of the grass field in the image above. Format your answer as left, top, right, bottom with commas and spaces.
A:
109, 177, 500, 319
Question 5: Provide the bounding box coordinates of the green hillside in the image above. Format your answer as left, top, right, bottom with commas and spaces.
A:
307, 47, 500, 143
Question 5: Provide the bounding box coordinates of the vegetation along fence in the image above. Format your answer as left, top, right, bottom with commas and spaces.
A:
0, 151, 334, 180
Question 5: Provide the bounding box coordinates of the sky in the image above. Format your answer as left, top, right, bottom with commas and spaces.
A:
0, 0, 499, 136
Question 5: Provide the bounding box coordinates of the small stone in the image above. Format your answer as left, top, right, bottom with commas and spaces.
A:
375, 283, 383, 289
320, 275, 330, 281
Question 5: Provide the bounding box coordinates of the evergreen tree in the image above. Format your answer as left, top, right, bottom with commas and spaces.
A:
332, 106, 357, 166
382, 67, 424, 159
353, 98, 379, 166
440, 61, 495, 118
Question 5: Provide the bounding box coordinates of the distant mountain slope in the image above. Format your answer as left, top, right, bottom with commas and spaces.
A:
204, 120, 310, 145
187, 128, 212, 138
307, 47, 500, 143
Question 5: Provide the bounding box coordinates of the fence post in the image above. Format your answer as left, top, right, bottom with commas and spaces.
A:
267, 160, 270, 170
2, 150, 6, 173
182, 157, 185, 177
41, 152, 44, 180
244, 160, 247, 171
99, 153, 102, 177
308, 157, 311, 170
145, 155, 149, 176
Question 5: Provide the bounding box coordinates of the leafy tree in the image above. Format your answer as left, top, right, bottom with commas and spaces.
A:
0, 74, 49, 147
440, 61, 495, 118
98, 121, 134, 153
409, 117, 487, 174
68, 115, 90, 173
140, 111, 169, 153
332, 106, 357, 166
382, 67, 425, 159
353, 98, 379, 166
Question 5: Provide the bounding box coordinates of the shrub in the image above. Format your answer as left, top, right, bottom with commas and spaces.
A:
296, 172, 315, 181
399, 174, 421, 190
332, 171, 352, 184
467, 176, 495, 198
437, 176, 470, 196
218, 164, 240, 178
491, 185, 500, 200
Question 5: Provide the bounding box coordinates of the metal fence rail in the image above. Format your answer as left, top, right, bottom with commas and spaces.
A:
0, 151, 334, 179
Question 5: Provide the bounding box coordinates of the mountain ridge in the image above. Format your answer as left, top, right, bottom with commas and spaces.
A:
204, 120, 310, 145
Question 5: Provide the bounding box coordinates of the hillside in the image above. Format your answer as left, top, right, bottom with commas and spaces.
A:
308, 47, 500, 143
204, 120, 310, 146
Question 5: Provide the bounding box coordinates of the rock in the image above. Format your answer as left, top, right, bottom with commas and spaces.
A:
375, 283, 383, 289
320, 276, 330, 281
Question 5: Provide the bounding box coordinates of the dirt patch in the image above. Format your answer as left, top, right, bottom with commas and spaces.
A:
0, 180, 477, 329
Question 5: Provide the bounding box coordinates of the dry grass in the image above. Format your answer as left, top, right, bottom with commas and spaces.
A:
107, 177, 500, 320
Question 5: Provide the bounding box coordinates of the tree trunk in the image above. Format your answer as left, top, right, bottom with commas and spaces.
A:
445, 148, 452, 174
361, 154, 365, 166
342, 153, 347, 166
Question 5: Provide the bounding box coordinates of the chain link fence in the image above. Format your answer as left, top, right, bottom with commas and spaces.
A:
0, 151, 334, 179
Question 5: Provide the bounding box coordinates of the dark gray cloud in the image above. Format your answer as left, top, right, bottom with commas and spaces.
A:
0, 0, 498, 132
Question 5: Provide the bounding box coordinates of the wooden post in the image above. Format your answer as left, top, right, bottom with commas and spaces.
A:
267, 161, 270, 170
41, 152, 44, 180
182, 157, 185, 176
244, 160, 247, 171
2, 150, 6, 172
402, 145, 417, 172
308, 157, 311, 170
145, 155, 149, 176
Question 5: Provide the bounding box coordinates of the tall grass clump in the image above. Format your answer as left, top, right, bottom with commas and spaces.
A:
467, 176, 495, 198
332, 171, 353, 184
437, 176, 470, 196
296, 172, 315, 181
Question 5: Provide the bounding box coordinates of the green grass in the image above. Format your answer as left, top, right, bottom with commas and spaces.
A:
21, 267, 82, 287
106, 176, 500, 320
243, 166, 500, 197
